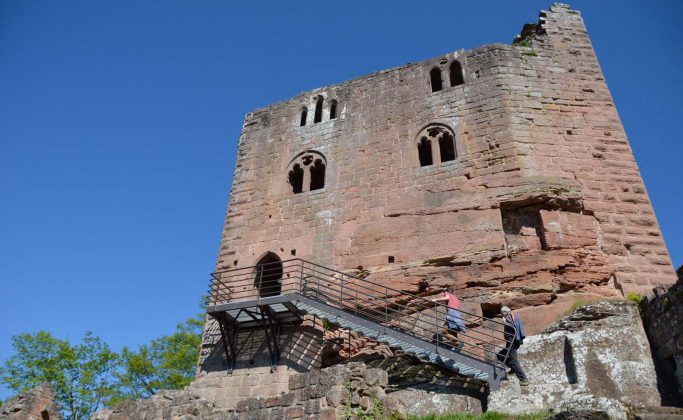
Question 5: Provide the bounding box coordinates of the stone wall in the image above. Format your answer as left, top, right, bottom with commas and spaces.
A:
643, 266, 683, 406
489, 300, 660, 419
195, 319, 323, 409
95, 363, 396, 419
207, 3, 676, 364
0, 383, 61, 420
96, 359, 491, 419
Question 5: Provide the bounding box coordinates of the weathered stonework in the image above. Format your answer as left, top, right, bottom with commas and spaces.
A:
195, 1, 679, 416
205, 4, 676, 372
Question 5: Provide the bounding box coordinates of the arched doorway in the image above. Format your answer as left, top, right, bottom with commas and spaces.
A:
254, 252, 283, 297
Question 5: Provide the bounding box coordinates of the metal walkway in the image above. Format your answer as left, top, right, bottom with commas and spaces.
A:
206, 259, 513, 390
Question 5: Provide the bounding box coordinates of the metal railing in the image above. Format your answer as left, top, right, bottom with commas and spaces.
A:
207, 258, 514, 368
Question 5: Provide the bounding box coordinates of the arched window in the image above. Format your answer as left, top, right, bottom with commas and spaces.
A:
329, 100, 338, 120
450, 61, 464, 87
287, 150, 327, 194
314, 96, 323, 123
416, 124, 457, 167
254, 252, 283, 297
310, 159, 326, 190
430, 68, 443, 92
288, 163, 304, 193
439, 131, 456, 162
300, 107, 308, 126
418, 137, 433, 167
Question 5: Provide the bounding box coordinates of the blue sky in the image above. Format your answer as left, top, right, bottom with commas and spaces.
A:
1, 1, 681, 399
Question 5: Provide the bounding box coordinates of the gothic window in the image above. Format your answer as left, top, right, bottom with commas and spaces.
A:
416, 124, 457, 167
430, 68, 443, 92
314, 96, 323, 123
439, 131, 456, 162
300, 107, 308, 126
450, 61, 464, 87
310, 159, 326, 191
418, 137, 433, 167
288, 163, 304, 193
287, 150, 327, 194
329, 100, 338, 120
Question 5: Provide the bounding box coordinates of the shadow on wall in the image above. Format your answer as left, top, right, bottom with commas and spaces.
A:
198, 321, 323, 374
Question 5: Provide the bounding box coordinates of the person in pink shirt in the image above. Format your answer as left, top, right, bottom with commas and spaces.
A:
432, 287, 466, 350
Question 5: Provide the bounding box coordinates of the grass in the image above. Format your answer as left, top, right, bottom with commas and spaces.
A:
559, 299, 598, 318
409, 412, 550, 420
521, 51, 538, 57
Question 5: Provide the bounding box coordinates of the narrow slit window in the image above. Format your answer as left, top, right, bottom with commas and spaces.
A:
329, 100, 337, 120
314, 97, 323, 123
439, 132, 456, 162
430, 68, 442, 92
300, 107, 308, 126
450, 61, 464, 87
288, 163, 304, 193
309, 159, 326, 190
418, 137, 433, 166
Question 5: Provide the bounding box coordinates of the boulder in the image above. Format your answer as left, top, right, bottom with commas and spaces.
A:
488, 300, 660, 419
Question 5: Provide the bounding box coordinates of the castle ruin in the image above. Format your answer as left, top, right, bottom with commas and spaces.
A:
194, 2, 677, 415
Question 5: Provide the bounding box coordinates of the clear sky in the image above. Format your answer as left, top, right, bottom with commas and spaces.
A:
1, 1, 681, 400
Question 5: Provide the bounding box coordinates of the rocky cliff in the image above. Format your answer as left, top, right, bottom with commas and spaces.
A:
0, 383, 61, 420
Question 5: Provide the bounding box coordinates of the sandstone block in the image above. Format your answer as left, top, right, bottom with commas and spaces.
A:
540, 210, 598, 249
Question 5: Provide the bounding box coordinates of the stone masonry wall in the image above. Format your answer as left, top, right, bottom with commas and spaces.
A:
195, 319, 323, 409
95, 363, 397, 420
208, 3, 676, 353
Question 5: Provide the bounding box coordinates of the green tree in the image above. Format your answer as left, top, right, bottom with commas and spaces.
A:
108, 314, 203, 405
0, 331, 118, 420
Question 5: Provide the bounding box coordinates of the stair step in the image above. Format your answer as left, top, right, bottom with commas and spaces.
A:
294, 299, 494, 382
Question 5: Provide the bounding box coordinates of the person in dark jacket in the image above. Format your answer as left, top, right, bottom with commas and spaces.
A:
499, 305, 528, 386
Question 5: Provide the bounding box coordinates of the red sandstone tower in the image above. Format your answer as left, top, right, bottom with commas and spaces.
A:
198, 3, 676, 396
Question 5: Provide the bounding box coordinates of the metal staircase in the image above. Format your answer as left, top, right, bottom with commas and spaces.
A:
206, 259, 514, 390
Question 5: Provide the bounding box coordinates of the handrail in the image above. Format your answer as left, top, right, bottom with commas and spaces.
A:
206, 258, 516, 369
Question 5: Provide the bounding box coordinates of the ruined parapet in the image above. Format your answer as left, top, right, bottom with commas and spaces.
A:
0, 383, 61, 420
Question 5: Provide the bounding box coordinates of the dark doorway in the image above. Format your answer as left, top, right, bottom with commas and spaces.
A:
255, 253, 283, 297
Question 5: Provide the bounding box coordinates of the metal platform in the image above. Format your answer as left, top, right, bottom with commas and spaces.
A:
206, 258, 514, 390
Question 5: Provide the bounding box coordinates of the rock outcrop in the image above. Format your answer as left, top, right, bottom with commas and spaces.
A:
489, 300, 660, 419
0, 383, 61, 420
643, 266, 683, 406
